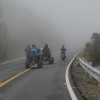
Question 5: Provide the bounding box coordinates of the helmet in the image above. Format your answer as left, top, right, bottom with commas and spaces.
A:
40, 48, 43, 51
41, 48, 43, 50
45, 44, 48, 47
32, 44, 36, 48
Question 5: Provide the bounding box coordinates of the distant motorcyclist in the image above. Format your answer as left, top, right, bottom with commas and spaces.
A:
60, 45, 66, 58
42, 44, 51, 58
60, 45, 66, 53
60, 45, 66, 60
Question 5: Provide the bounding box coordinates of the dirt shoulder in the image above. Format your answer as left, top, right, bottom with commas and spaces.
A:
71, 55, 100, 100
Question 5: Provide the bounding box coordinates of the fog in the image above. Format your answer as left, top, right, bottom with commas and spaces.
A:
0, 0, 100, 59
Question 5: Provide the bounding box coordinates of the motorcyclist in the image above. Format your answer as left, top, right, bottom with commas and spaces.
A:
42, 44, 51, 58
30, 44, 40, 63
60, 45, 66, 55
30, 44, 40, 56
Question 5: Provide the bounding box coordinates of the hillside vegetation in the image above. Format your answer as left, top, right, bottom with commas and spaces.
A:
84, 33, 100, 66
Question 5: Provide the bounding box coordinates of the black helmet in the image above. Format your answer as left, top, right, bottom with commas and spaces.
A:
32, 44, 36, 48
45, 44, 48, 47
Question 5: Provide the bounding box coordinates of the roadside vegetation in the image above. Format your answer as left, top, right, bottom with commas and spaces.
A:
0, 7, 61, 62
0, 8, 22, 62
83, 33, 100, 66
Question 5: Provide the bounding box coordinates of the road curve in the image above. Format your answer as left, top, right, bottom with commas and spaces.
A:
0, 55, 81, 100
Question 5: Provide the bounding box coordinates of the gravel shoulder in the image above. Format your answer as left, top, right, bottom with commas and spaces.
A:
71, 55, 100, 100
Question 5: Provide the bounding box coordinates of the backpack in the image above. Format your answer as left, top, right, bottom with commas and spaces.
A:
30, 48, 38, 57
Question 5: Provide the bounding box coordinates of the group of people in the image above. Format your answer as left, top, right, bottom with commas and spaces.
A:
25, 44, 51, 58
25, 44, 66, 58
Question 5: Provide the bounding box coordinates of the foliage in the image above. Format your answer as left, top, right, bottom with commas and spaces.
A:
84, 33, 100, 65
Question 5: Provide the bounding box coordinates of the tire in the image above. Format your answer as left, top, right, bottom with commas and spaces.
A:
25, 57, 30, 68
51, 57, 54, 64
49, 57, 54, 64
49, 58, 51, 64
61, 56, 65, 61
62, 58, 64, 61
61, 55, 65, 61
38, 59, 43, 68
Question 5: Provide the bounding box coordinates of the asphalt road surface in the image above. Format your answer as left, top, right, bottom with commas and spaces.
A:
0, 55, 80, 100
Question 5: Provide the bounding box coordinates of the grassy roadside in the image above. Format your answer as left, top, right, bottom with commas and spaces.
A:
71, 55, 100, 100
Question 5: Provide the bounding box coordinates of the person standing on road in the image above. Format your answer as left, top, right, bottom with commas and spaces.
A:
25, 44, 31, 57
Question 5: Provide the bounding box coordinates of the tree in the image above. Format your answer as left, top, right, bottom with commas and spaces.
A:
0, 7, 8, 61
84, 33, 100, 65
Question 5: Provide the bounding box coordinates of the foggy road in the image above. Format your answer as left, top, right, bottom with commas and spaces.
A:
0, 55, 83, 100
0, 0, 100, 100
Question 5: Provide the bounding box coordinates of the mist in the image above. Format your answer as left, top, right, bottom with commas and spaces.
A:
0, 0, 100, 60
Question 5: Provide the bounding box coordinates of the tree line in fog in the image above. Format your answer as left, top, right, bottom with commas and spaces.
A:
84, 33, 100, 66
0, 8, 62, 62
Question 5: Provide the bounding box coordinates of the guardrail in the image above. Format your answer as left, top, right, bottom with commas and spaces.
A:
79, 58, 100, 82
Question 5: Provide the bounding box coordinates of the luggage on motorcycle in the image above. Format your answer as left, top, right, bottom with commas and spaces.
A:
31, 48, 38, 57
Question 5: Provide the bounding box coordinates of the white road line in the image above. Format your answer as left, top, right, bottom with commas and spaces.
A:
65, 54, 78, 100
0, 57, 25, 66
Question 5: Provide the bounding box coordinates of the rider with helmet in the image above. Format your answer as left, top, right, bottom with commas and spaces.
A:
31, 44, 38, 56
30, 44, 40, 63
61, 45, 66, 52
42, 44, 51, 58
60, 45, 66, 59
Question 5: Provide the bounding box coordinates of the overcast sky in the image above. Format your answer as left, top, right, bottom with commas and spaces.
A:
1, 0, 100, 50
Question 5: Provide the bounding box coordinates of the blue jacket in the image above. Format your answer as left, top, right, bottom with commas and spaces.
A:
30, 48, 38, 56
61, 47, 66, 51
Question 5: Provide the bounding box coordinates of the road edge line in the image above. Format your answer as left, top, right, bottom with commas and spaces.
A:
65, 53, 78, 100
0, 57, 25, 66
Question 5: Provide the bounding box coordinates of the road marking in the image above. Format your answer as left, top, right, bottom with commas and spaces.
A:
65, 54, 78, 100
0, 65, 36, 87
0, 57, 25, 66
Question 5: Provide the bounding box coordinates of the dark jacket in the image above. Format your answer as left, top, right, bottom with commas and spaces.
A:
42, 46, 49, 54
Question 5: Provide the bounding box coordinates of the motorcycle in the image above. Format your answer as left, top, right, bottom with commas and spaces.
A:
42, 51, 54, 64
25, 53, 43, 69
61, 51, 66, 60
